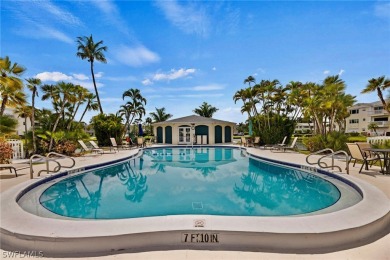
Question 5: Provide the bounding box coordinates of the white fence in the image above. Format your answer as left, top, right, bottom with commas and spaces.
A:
367, 136, 390, 145
6, 139, 24, 159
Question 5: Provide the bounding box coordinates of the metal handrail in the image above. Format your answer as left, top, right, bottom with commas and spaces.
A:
306, 148, 349, 174
46, 152, 76, 169
29, 154, 62, 179
317, 150, 349, 175
306, 148, 334, 165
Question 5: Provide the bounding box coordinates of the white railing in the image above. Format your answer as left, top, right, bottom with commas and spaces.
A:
367, 136, 390, 145
6, 139, 24, 159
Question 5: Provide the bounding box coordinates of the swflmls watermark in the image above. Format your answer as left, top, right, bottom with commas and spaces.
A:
2, 251, 44, 258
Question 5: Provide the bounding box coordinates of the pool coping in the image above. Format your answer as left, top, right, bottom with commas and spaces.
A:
1, 145, 390, 256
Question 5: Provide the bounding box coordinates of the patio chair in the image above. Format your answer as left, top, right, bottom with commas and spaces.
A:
346, 143, 382, 173
78, 140, 103, 155
263, 136, 287, 150
273, 137, 298, 152
137, 137, 145, 148
356, 142, 383, 164
253, 136, 261, 147
0, 163, 30, 177
241, 136, 248, 147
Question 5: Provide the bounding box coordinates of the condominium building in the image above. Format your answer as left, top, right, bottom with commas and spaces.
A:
345, 101, 390, 135
2, 107, 32, 136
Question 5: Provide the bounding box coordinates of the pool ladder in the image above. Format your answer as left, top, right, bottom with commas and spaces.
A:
306, 148, 349, 174
29, 152, 76, 179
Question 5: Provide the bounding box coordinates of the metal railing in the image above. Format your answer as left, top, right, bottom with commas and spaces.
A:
46, 152, 76, 169
29, 153, 76, 179
306, 148, 349, 174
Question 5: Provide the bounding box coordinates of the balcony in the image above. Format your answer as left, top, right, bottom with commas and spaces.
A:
369, 121, 390, 127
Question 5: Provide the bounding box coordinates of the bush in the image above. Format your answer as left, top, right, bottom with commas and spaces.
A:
54, 140, 77, 156
303, 132, 348, 152
0, 138, 13, 164
91, 114, 124, 146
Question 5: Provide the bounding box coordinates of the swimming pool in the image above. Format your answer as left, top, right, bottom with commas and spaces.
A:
36, 147, 343, 219
2, 146, 389, 256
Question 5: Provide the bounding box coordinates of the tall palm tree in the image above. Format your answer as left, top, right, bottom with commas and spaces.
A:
26, 77, 41, 153
149, 107, 172, 122
193, 102, 219, 118
361, 76, 390, 113
120, 88, 147, 138
0, 56, 26, 116
66, 85, 89, 130
76, 35, 107, 114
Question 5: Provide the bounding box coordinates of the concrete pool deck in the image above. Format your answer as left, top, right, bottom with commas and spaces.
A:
1, 145, 390, 259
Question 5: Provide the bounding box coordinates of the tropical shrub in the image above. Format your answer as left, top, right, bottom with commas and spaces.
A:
91, 114, 124, 146
0, 138, 13, 164
54, 140, 77, 156
253, 114, 295, 145
303, 132, 348, 152
0, 115, 18, 136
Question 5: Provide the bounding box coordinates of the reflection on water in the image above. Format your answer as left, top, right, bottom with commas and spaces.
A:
39, 148, 341, 219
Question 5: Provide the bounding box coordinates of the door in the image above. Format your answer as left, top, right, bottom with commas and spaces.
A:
179, 127, 191, 144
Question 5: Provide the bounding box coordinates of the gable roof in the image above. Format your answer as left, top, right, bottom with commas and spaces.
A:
152, 115, 236, 125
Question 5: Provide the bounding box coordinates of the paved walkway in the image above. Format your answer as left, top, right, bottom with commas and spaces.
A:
1, 146, 389, 259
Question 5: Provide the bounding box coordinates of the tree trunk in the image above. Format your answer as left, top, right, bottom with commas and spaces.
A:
48, 114, 62, 151
79, 100, 90, 123
32, 91, 36, 153
67, 103, 81, 130
376, 88, 390, 113
0, 95, 8, 116
90, 61, 103, 114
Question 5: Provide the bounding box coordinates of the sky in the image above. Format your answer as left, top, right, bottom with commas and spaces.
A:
1, 0, 390, 124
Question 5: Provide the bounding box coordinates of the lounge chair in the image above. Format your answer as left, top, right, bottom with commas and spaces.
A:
78, 140, 103, 155
0, 163, 30, 177
89, 141, 107, 154
346, 143, 382, 173
109, 138, 120, 152
263, 136, 287, 149
272, 137, 298, 152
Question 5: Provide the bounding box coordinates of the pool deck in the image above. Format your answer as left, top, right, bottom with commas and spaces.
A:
1, 145, 389, 259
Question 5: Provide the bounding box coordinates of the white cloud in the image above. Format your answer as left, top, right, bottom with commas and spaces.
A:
192, 84, 224, 91
72, 73, 89, 80
153, 68, 196, 81
142, 79, 153, 86
95, 72, 104, 78
36, 71, 72, 82
214, 107, 245, 124
323, 70, 330, 75
338, 69, 345, 76
35, 71, 103, 90
155, 1, 210, 37
39, 1, 82, 26
113, 45, 160, 67
181, 93, 224, 98
212, 67, 217, 71
375, 2, 390, 19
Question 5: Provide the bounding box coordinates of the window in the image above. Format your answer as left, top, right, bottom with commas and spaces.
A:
349, 119, 359, 124
374, 117, 388, 122
363, 118, 366, 121
350, 109, 359, 114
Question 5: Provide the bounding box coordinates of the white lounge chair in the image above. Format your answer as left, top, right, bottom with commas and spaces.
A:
78, 140, 103, 155
272, 137, 298, 152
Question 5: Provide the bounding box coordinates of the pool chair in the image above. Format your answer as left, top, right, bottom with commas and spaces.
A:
109, 138, 120, 152
253, 136, 261, 147
241, 136, 248, 147
263, 136, 287, 150
78, 140, 104, 155
0, 163, 30, 177
137, 137, 145, 148
89, 141, 108, 154
346, 143, 382, 173
272, 137, 298, 152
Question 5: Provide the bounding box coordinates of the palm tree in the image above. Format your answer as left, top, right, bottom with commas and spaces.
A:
26, 77, 41, 153
120, 88, 147, 138
79, 92, 99, 123
76, 35, 107, 114
41, 82, 75, 151
193, 102, 219, 118
66, 85, 89, 130
361, 76, 390, 113
0, 56, 26, 116
368, 122, 379, 135
149, 107, 172, 122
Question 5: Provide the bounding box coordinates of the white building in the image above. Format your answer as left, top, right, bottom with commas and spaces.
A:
345, 101, 390, 136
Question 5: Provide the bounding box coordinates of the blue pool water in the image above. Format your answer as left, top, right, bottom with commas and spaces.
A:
39, 147, 341, 219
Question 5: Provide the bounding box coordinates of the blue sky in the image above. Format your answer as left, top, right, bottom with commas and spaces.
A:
2, 0, 390, 124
